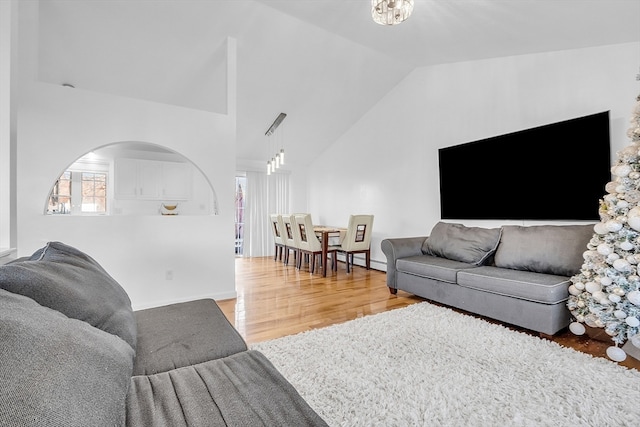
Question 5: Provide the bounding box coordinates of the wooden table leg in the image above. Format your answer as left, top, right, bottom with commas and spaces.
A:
322, 230, 328, 277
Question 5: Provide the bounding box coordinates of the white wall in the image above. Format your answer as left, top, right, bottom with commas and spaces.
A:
306, 42, 640, 271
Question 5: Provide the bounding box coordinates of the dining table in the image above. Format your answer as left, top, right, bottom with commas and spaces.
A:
313, 226, 347, 277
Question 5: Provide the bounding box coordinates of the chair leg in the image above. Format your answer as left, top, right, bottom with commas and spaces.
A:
346, 253, 351, 273
366, 250, 370, 270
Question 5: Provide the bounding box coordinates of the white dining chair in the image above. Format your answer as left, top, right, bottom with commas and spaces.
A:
280, 214, 297, 266
292, 213, 337, 274
269, 213, 285, 262
331, 214, 374, 273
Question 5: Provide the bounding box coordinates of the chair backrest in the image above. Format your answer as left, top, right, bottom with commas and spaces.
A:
293, 213, 322, 252
281, 214, 298, 248
341, 214, 374, 252
269, 214, 284, 245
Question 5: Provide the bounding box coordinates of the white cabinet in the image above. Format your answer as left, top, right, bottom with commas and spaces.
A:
114, 159, 191, 200
161, 162, 191, 199
114, 158, 139, 199
137, 161, 162, 199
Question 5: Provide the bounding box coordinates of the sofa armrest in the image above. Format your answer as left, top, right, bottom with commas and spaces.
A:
381, 237, 428, 288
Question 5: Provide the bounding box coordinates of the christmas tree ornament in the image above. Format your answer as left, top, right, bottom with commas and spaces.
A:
625, 317, 639, 327
613, 258, 631, 271
585, 281, 601, 293
569, 322, 586, 335
606, 346, 627, 362
620, 241, 634, 251
594, 223, 608, 234
605, 181, 618, 193
605, 220, 623, 232
596, 244, 612, 255
628, 213, 640, 231
614, 310, 627, 319
568, 285, 581, 296
628, 290, 640, 306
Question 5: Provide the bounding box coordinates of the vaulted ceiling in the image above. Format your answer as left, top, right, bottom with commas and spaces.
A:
33, 0, 640, 169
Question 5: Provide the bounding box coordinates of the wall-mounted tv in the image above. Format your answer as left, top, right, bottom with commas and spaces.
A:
438, 111, 611, 221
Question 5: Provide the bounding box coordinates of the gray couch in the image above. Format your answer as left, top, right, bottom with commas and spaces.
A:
0, 241, 327, 427
382, 222, 594, 335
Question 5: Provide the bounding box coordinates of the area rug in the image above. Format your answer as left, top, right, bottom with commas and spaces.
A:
252, 302, 640, 426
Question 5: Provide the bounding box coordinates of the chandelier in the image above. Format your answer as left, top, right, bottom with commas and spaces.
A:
371, 0, 414, 25
265, 113, 287, 176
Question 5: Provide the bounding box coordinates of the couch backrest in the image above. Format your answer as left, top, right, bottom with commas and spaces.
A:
493, 224, 594, 276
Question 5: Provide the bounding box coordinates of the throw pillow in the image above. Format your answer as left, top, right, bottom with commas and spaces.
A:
0, 241, 136, 349
493, 224, 594, 276
422, 222, 502, 265
0, 289, 134, 427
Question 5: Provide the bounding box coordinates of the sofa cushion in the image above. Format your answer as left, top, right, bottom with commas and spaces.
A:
396, 255, 477, 284
133, 299, 248, 375
457, 266, 571, 304
0, 289, 134, 427
422, 222, 502, 265
127, 350, 328, 427
0, 241, 136, 349
493, 225, 593, 276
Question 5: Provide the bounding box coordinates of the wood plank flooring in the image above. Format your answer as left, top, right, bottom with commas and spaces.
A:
217, 256, 640, 371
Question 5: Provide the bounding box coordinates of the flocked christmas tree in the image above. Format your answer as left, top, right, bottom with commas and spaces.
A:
567, 94, 640, 362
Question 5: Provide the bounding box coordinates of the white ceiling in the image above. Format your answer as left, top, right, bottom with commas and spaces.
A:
34, 0, 640, 169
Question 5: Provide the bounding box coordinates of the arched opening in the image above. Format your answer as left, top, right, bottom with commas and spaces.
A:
44, 141, 219, 216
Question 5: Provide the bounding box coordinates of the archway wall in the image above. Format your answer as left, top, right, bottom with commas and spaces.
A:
16, 80, 236, 308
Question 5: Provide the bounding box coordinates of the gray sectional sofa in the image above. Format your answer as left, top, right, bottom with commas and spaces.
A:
0, 241, 327, 427
382, 222, 594, 335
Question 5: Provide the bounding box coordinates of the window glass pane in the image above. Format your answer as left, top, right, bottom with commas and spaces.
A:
81, 172, 107, 213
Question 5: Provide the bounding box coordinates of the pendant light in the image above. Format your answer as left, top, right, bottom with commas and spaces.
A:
371, 0, 414, 26
265, 113, 287, 175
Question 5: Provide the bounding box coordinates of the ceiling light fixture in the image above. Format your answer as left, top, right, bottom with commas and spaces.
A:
371, 0, 414, 26
265, 113, 287, 136
265, 113, 287, 175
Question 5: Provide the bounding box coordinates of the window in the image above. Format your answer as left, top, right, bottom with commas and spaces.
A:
47, 170, 107, 215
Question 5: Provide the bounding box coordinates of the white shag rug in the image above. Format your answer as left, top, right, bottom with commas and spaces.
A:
252, 302, 640, 427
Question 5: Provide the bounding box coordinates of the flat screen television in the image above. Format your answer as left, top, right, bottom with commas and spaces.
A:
438, 111, 611, 221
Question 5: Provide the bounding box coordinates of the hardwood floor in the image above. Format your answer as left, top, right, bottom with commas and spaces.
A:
218, 256, 640, 371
